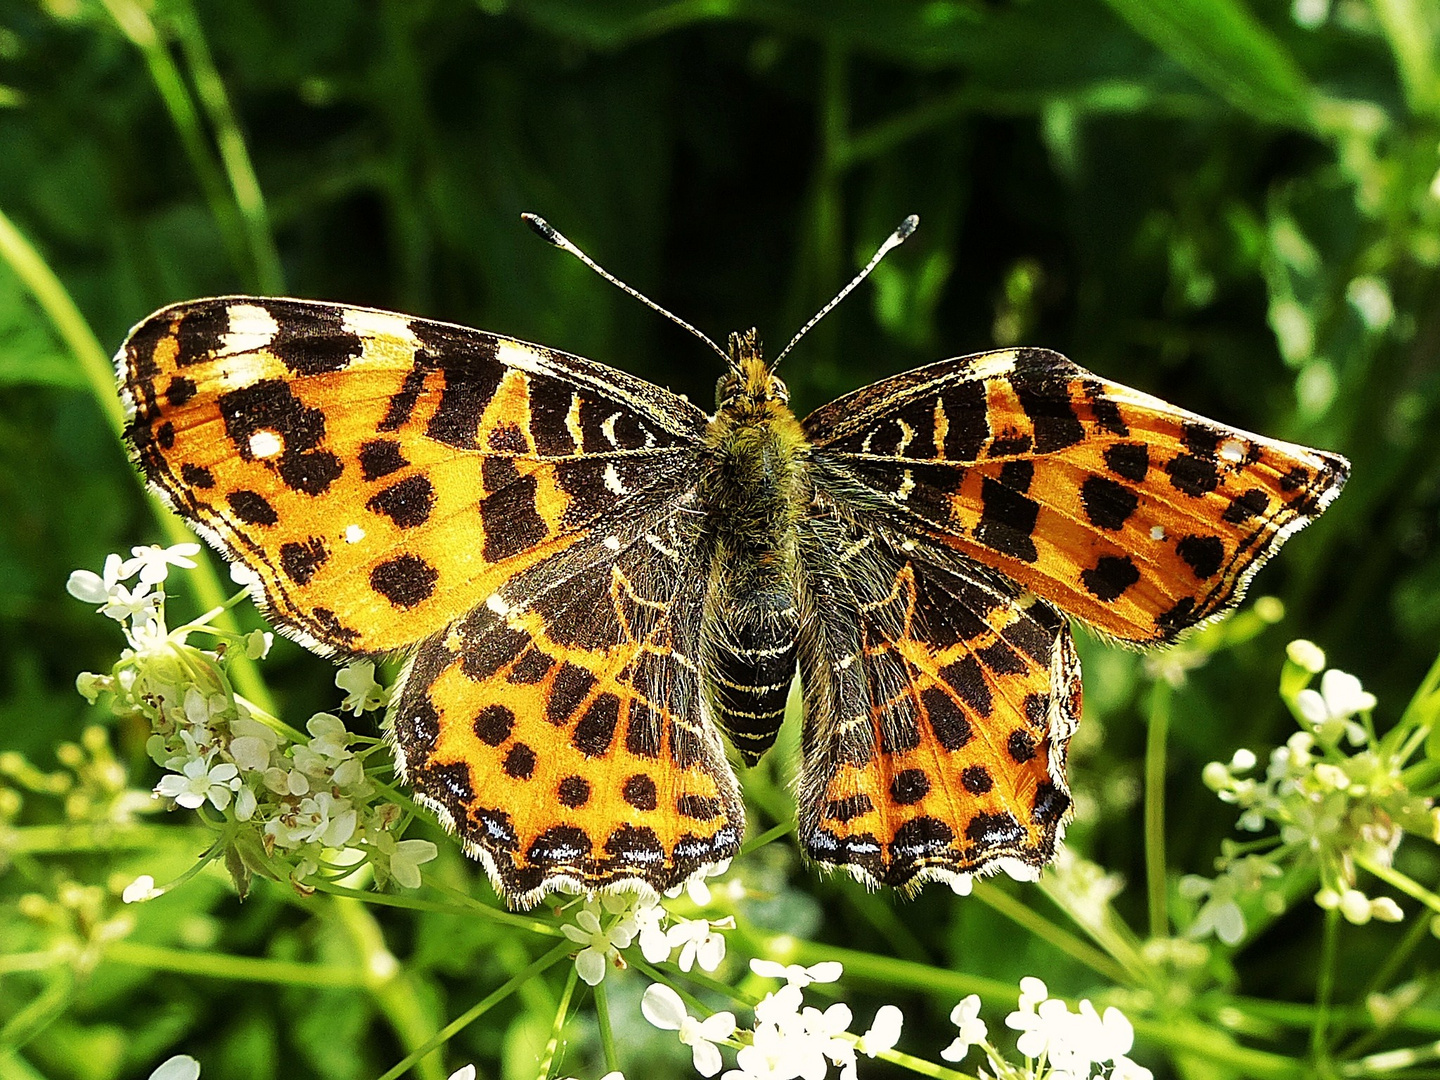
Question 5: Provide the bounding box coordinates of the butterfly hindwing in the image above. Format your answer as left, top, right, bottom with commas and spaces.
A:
118, 297, 706, 655
804, 348, 1349, 645
796, 512, 1079, 889
391, 506, 743, 905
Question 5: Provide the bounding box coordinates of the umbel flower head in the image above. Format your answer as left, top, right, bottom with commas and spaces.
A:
68, 546, 434, 898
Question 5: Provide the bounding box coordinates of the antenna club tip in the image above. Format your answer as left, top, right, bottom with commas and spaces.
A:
521, 213, 563, 245
896, 214, 919, 239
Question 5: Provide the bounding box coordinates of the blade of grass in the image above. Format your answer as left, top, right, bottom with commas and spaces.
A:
1146, 677, 1172, 938
1099, 0, 1316, 128
168, 0, 286, 293
99, 0, 254, 288
0, 204, 275, 715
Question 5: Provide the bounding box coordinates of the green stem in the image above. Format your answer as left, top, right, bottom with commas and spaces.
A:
537, 965, 579, 1080
1145, 677, 1172, 938
306, 880, 565, 935
1354, 855, 1440, 916
873, 1047, 977, 1080
974, 881, 1137, 986
3, 821, 207, 854
373, 940, 574, 1080
1312, 907, 1341, 1063
105, 939, 367, 987
333, 897, 445, 1080
739, 820, 795, 856
594, 979, 621, 1075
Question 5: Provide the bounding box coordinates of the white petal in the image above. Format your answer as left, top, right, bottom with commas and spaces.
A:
805, 961, 843, 983
861, 1004, 903, 1054
575, 947, 607, 986
641, 983, 688, 1031
447, 1067, 476, 1080
691, 1040, 723, 1078
66, 569, 109, 604
148, 1056, 201, 1080
697, 1012, 737, 1041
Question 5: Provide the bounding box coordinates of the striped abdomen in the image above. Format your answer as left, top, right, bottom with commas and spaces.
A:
710, 607, 798, 765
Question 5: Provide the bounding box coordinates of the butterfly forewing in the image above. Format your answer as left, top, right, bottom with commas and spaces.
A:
119, 297, 705, 655
803, 348, 1348, 645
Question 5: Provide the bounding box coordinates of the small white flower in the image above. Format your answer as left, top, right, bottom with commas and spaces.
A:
244, 629, 273, 659
148, 1056, 200, 1080
1287, 639, 1327, 673
446, 1067, 475, 1080
1296, 669, 1376, 745
949, 872, 973, 896
389, 839, 438, 889
641, 983, 736, 1078
155, 759, 240, 811
294, 792, 357, 847
66, 553, 130, 605
857, 1004, 902, 1056
631, 893, 673, 963
122, 874, 162, 903
667, 915, 733, 972
101, 581, 158, 624
749, 958, 843, 987
1018, 976, 1048, 1011
563, 900, 637, 985
126, 543, 201, 585
336, 661, 387, 715
229, 716, 279, 771
941, 994, 986, 1062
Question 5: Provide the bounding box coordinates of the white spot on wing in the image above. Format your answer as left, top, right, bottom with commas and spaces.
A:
603, 535, 621, 551
222, 351, 268, 388
603, 462, 627, 495
601, 412, 622, 447
485, 593, 510, 617
1150, 525, 1167, 541
566, 393, 585, 451
496, 340, 547, 374
343, 308, 418, 345
1220, 438, 1246, 463
344, 524, 365, 544
221, 303, 278, 356
966, 351, 1018, 380
249, 429, 282, 459
896, 419, 915, 456
897, 470, 915, 501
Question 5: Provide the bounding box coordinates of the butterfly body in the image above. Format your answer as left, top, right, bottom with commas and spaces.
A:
117, 295, 1348, 907
699, 336, 810, 765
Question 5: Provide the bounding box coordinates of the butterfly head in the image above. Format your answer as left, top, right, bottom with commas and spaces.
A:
716, 330, 789, 413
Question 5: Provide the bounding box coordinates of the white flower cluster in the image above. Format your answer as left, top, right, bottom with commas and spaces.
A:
1193, 641, 1432, 936
642, 959, 901, 1080
942, 977, 1151, 1080
69, 547, 432, 896
561, 862, 736, 985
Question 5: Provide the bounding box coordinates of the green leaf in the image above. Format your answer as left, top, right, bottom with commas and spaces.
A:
1099, 0, 1316, 126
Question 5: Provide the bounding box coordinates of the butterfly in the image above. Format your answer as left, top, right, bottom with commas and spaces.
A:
115, 216, 1349, 908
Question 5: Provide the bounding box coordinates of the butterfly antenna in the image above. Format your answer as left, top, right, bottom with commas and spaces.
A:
522, 213, 731, 366
773, 214, 919, 369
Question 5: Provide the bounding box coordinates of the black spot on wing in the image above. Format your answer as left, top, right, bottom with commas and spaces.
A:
473, 704, 515, 746
359, 439, 407, 481
622, 774, 658, 811
228, 490, 277, 526
266, 304, 362, 375
366, 474, 436, 529
480, 473, 548, 562
370, 554, 437, 608
975, 476, 1040, 562
503, 742, 536, 779
1166, 452, 1219, 497
1012, 366, 1084, 452
943, 378, 989, 460
1080, 476, 1139, 530
1080, 554, 1140, 601
889, 769, 930, 805
180, 463, 214, 489
1104, 443, 1149, 482
1083, 381, 1128, 435
1177, 534, 1225, 579
1223, 489, 1270, 524
174, 305, 228, 366
920, 686, 973, 749
279, 537, 328, 585
165, 376, 196, 407
998, 459, 1034, 493
557, 776, 590, 808
825, 794, 873, 821
964, 811, 1025, 848
961, 765, 994, 794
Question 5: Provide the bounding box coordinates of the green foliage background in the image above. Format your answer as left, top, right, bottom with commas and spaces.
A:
1, 0, 1439, 1078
